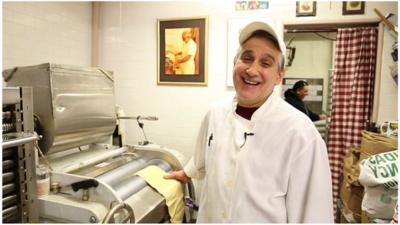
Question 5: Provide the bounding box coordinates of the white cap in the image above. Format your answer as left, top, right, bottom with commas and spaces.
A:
239, 21, 286, 58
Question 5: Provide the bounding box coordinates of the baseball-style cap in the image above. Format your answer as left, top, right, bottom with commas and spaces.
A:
239, 21, 286, 58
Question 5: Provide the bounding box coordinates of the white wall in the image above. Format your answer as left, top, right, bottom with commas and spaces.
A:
284, 32, 335, 112
377, 29, 398, 124
3, 2, 92, 69
98, 1, 398, 160
2, 1, 397, 161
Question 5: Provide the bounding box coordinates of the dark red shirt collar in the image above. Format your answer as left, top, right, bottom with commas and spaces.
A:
235, 104, 259, 120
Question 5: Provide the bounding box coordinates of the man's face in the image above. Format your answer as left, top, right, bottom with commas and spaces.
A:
296, 85, 309, 100
182, 32, 191, 43
233, 37, 284, 107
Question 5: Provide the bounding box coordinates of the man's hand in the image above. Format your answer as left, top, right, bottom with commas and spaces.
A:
164, 170, 190, 184
319, 114, 326, 120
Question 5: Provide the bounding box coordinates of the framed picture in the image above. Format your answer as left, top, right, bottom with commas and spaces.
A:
157, 17, 208, 86
296, 1, 316, 17
342, 1, 365, 15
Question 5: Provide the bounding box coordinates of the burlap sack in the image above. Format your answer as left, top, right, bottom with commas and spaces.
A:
360, 131, 397, 161
343, 146, 361, 186
340, 179, 363, 222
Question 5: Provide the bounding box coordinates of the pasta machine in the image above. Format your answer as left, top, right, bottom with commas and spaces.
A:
3, 63, 196, 223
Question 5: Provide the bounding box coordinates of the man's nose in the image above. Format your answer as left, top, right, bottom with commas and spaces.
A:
246, 62, 260, 76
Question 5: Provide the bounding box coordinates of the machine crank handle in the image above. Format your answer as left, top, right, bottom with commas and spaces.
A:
71, 179, 99, 192
118, 116, 158, 121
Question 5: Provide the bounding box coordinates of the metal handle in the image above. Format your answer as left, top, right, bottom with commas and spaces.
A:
71, 179, 99, 192
2, 132, 39, 149
118, 116, 158, 121
102, 202, 135, 223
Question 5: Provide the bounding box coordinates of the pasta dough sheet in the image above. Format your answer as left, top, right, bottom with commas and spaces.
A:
135, 165, 184, 223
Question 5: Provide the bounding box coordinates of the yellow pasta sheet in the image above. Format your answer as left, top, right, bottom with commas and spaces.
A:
135, 165, 184, 223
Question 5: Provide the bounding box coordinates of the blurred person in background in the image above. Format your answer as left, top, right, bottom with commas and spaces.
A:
284, 80, 326, 121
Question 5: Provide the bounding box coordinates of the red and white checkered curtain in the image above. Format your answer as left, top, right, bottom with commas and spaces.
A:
327, 27, 377, 212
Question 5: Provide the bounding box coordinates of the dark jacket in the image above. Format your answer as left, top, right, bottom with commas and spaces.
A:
284, 89, 320, 121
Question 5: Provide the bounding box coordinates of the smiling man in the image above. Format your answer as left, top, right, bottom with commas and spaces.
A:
165, 21, 333, 223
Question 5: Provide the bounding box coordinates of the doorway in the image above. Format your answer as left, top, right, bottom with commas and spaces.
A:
283, 20, 380, 139
283, 20, 382, 220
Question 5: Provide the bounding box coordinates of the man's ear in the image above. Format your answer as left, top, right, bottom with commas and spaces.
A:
275, 70, 285, 85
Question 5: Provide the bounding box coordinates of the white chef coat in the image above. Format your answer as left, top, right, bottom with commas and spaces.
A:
177, 38, 197, 74
184, 91, 334, 223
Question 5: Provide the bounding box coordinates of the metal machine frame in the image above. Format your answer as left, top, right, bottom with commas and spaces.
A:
3, 63, 196, 223
2, 87, 39, 223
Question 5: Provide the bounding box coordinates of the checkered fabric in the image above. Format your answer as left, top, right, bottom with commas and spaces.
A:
327, 27, 377, 213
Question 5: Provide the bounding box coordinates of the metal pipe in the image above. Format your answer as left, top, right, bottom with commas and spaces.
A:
3, 160, 15, 171
2, 205, 18, 219
2, 123, 16, 133
3, 183, 16, 196
2, 111, 13, 119
3, 172, 15, 184
96, 158, 147, 185
118, 116, 158, 121
285, 28, 337, 33
3, 212, 18, 223
2, 133, 39, 149
113, 177, 147, 200
2, 149, 14, 158
59, 146, 128, 173
2, 195, 17, 208
111, 160, 172, 200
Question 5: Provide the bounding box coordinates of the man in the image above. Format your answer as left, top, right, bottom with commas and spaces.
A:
175, 30, 197, 74
284, 80, 326, 121
165, 21, 333, 223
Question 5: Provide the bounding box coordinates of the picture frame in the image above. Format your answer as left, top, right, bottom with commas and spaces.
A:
342, 1, 365, 15
157, 17, 208, 86
296, 1, 316, 17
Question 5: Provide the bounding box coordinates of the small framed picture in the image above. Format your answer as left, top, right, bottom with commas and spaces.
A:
296, 1, 316, 17
157, 17, 208, 86
342, 1, 365, 15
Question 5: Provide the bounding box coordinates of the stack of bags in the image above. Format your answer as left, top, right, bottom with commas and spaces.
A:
358, 131, 398, 223
339, 131, 398, 223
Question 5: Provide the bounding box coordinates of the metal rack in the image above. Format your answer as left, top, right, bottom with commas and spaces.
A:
2, 87, 39, 223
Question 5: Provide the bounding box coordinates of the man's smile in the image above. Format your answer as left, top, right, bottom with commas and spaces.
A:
241, 76, 261, 86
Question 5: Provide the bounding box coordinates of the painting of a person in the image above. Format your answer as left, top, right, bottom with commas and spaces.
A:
174, 30, 197, 74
